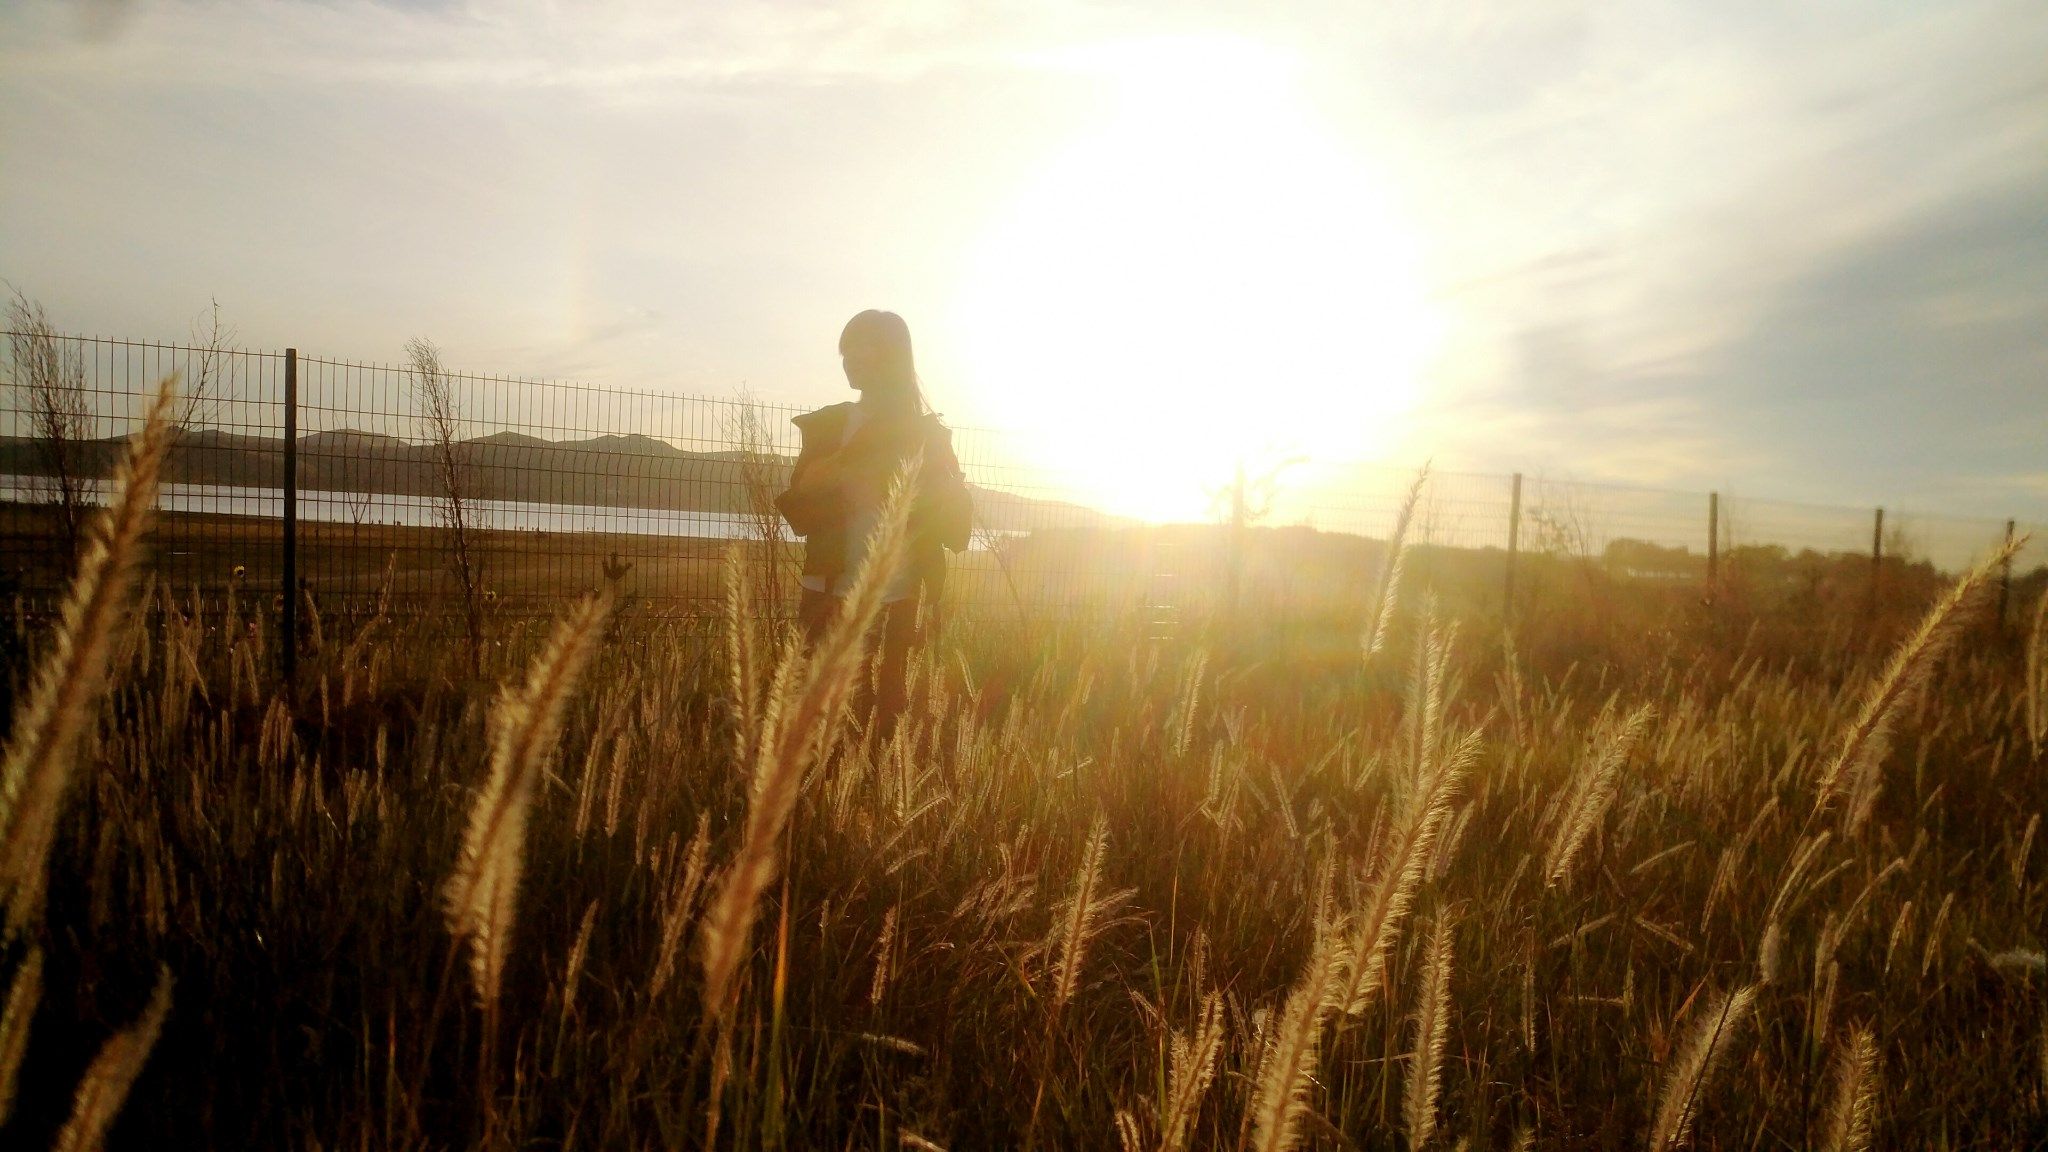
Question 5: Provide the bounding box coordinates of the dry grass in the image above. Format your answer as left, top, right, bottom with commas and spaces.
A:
1821, 1023, 1880, 1152
1812, 532, 2027, 825
1360, 465, 1427, 665
49, 967, 171, 1152
1648, 983, 1757, 1152
0, 429, 2042, 1148
1402, 914, 1454, 1150
0, 377, 177, 934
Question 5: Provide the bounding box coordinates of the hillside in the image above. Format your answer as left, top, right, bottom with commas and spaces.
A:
0, 427, 1115, 533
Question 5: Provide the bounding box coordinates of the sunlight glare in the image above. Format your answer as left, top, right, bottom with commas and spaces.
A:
954, 35, 1442, 522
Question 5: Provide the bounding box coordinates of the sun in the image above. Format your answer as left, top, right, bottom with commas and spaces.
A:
953, 34, 1441, 523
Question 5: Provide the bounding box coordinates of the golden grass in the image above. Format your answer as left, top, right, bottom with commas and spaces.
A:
443, 589, 614, 1016
1158, 991, 1225, 1152
699, 459, 919, 1020
0, 946, 39, 1125
1360, 466, 1428, 666
1249, 913, 1351, 1152
1812, 532, 2027, 824
1402, 913, 1454, 1150
4, 440, 2043, 1147
0, 376, 177, 934
51, 966, 172, 1152
1821, 1023, 1879, 1152
1545, 701, 1656, 887
1648, 983, 1757, 1152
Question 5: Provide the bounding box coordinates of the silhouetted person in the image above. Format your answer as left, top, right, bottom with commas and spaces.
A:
776, 310, 971, 739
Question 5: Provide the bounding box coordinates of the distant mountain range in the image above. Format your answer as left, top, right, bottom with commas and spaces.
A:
0, 427, 1116, 533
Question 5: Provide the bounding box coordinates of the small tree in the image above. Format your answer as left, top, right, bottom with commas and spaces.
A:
178, 297, 234, 434
1209, 451, 1303, 625
407, 337, 485, 674
6, 290, 94, 562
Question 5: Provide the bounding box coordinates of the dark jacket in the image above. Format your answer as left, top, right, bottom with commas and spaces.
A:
775, 402, 972, 592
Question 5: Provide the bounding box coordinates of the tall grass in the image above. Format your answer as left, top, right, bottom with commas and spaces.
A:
697, 456, 921, 1140
2, 447, 2042, 1148
1648, 984, 1757, 1152
50, 968, 172, 1152
0, 377, 177, 933
0, 377, 178, 1150
441, 585, 613, 1117
1361, 465, 1428, 665
1811, 532, 2027, 825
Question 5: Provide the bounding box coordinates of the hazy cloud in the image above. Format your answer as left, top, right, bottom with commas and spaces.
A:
2, 0, 2043, 521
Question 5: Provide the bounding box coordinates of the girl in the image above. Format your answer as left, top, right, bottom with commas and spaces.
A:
775, 310, 971, 735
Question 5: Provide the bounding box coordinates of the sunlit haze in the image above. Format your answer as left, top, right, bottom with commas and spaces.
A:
3, 0, 2045, 522
955, 35, 1439, 521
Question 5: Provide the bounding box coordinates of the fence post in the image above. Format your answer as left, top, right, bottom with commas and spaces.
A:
2000, 518, 2016, 629
1869, 507, 1884, 619
1504, 472, 1522, 619
1706, 491, 1719, 591
282, 348, 298, 691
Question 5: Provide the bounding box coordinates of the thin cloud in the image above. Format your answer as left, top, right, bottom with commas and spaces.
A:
2, 0, 2044, 520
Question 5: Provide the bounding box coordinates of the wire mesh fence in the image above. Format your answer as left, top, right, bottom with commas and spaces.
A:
4, 331, 2043, 647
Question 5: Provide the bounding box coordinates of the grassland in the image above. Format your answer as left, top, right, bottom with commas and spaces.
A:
1, 397, 2045, 1150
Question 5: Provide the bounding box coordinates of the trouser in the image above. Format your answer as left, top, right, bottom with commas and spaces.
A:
797, 585, 927, 741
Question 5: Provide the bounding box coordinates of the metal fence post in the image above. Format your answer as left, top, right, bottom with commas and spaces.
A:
1706, 492, 1719, 590
1504, 472, 1522, 618
1870, 507, 1884, 618
282, 348, 298, 691
2000, 518, 2016, 629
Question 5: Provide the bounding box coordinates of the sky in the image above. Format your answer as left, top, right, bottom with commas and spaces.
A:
2, 0, 2045, 529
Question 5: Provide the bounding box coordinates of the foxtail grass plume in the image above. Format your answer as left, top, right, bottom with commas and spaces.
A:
443, 590, 614, 1012
1648, 984, 1757, 1152
1404, 915, 1455, 1151
1159, 991, 1226, 1152
1052, 816, 1113, 1012
1250, 916, 1352, 1152
1546, 702, 1656, 886
1758, 919, 1784, 986
0, 947, 41, 1124
723, 544, 762, 767
645, 814, 711, 1006
1341, 728, 1476, 1018
558, 899, 600, 1036
868, 904, 900, 1008
1821, 1024, 1879, 1152
1362, 464, 1428, 664
1340, 612, 1478, 1017
0, 375, 177, 936
1813, 533, 2028, 822
1401, 597, 1454, 815
1115, 1108, 1143, 1152
52, 965, 173, 1152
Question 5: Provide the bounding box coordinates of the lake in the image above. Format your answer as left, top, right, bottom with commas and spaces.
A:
1, 474, 1023, 547
2, 474, 794, 541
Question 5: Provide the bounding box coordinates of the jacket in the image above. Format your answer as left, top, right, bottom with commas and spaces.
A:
774, 401, 972, 592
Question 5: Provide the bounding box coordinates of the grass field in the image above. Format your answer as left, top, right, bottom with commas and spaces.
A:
1, 391, 2046, 1151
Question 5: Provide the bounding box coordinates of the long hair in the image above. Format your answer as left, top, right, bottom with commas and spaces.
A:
840, 310, 927, 416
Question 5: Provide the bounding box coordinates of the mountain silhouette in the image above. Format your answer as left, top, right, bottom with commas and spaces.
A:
0, 427, 1110, 533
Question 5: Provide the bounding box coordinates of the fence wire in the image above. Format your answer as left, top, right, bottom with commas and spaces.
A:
3, 332, 2042, 640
